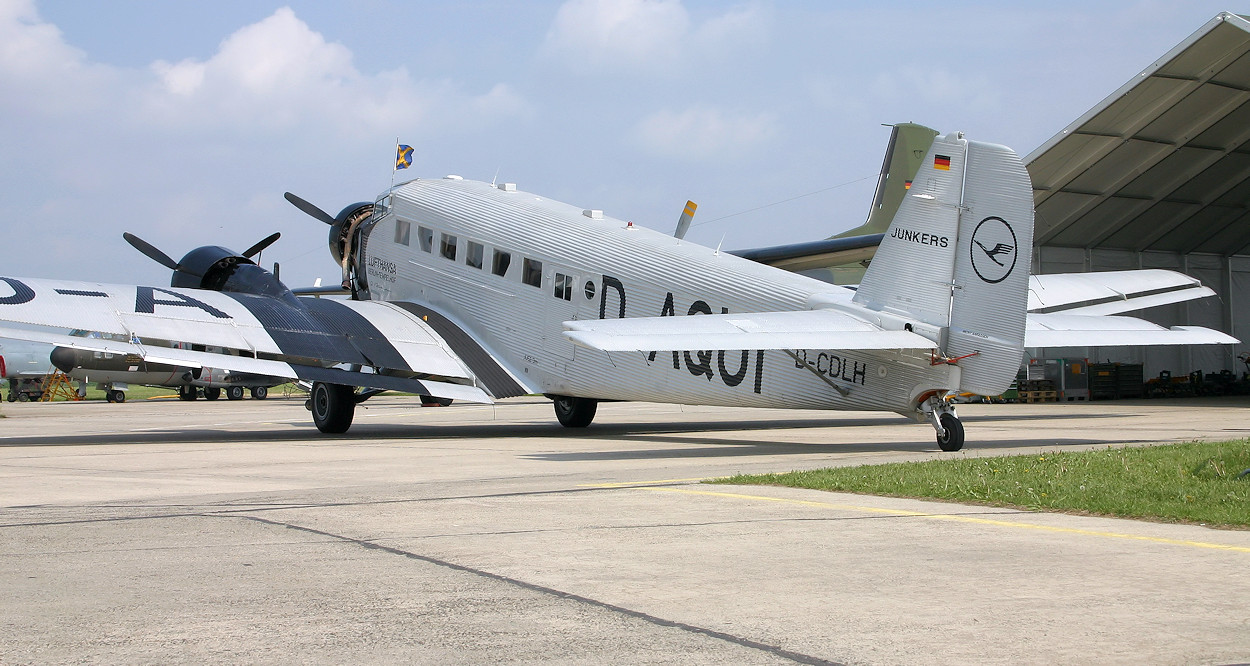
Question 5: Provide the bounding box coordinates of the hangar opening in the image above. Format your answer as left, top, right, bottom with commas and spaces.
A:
1026, 11, 1250, 394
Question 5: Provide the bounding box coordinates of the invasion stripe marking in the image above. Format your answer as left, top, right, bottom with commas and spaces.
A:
391, 301, 528, 399
220, 292, 411, 372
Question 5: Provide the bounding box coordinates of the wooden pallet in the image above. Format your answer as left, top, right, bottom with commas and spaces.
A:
1018, 390, 1057, 403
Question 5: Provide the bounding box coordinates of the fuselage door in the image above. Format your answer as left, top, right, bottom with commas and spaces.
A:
545, 265, 597, 361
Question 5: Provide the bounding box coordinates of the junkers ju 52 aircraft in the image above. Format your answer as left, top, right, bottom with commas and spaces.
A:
0, 132, 1235, 449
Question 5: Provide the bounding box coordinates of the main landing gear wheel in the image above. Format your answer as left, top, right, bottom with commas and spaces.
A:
552, 396, 597, 428
250, 386, 268, 400
203, 387, 221, 401
179, 385, 197, 401
226, 386, 244, 401
107, 390, 126, 403
310, 381, 355, 434
936, 413, 965, 452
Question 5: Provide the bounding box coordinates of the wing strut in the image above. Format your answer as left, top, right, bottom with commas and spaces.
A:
783, 349, 850, 397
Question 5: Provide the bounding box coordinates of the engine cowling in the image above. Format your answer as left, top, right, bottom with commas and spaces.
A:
170, 245, 292, 299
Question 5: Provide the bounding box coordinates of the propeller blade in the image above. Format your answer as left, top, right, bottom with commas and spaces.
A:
283, 192, 336, 225
123, 232, 179, 271
242, 232, 281, 259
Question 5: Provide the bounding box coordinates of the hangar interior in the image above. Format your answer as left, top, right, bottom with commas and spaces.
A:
1026, 11, 1250, 381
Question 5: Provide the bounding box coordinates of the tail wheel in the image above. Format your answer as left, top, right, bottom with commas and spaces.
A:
311, 382, 355, 433
251, 386, 268, 400
226, 386, 244, 401
553, 396, 597, 428
936, 413, 965, 451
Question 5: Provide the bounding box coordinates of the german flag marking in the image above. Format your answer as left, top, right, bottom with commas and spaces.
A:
934, 155, 952, 171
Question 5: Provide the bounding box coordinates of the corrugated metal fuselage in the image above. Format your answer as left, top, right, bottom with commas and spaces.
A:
362, 178, 955, 417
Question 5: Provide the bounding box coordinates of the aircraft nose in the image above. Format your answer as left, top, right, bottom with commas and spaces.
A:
49, 347, 77, 374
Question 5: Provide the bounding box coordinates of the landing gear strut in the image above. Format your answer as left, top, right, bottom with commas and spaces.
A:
551, 395, 597, 428
923, 394, 965, 452
309, 381, 355, 433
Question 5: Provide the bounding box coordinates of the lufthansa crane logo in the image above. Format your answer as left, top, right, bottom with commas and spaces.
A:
969, 216, 1017, 284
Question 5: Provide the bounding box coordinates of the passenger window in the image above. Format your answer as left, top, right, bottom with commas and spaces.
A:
418, 226, 433, 252
522, 258, 542, 288
553, 272, 572, 300
466, 241, 484, 269
394, 220, 411, 246
492, 249, 511, 277
440, 233, 457, 260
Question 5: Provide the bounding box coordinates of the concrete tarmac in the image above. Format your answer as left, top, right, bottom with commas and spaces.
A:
1, 395, 1249, 664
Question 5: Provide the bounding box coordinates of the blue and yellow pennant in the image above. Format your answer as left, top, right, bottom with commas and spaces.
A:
395, 144, 414, 170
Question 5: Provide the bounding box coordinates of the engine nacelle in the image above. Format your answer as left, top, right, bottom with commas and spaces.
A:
170, 245, 293, 300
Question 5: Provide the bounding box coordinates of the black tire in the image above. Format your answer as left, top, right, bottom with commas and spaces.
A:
203, 387, 221, 401
936, 413, 965, 452
311, 382, 355, 434
226, 386, 244, 401
5, 393, 13, 402
553, 395, 597, 428
179, 385, 197, 401
251, 386, 268, 400
105, 391, 115, 403
110, 390, 126, 404
16, 392, 29, 402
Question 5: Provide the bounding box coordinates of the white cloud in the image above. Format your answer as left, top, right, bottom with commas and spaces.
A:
542, 0, 768, 74
633, 106, 777, 161
0, 4, 528, 140
543, 0, 688, 72
0, 0, 121, 115
142, 7, 510, 137
0, 3, 533, 286
689, 3, 770, 56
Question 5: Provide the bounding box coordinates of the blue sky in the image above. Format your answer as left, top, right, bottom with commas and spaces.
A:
0, 1, 1239, 288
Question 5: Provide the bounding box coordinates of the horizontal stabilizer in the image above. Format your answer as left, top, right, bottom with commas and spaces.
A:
1028, 270, 1214, 315
564, 309, 935, 352
1025, 314, 1238, 347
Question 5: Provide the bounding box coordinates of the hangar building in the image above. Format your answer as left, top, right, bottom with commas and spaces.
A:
1027, 11, 1250, 380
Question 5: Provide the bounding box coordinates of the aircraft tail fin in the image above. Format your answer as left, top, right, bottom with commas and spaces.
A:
834, 122, 939, 239
853, 132, 1034, 396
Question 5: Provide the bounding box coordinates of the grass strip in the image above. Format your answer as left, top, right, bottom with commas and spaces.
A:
711, 440, 1250, 528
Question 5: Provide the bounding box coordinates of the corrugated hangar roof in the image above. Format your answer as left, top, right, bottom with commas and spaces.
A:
1026, 12, 1250, 256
